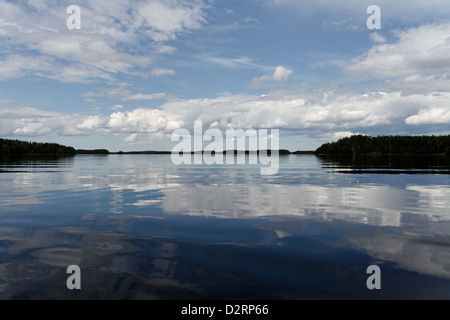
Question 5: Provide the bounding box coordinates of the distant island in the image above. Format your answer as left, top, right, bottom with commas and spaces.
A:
315, 135, 450, 156
0, 138, 304, 156
2, 135, 450, 157
0, 138, 108, 156
0, 138, 76, 156
76, 149, 110, 155
114, 149, 295, 155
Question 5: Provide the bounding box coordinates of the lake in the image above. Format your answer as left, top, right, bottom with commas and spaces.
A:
0, 154, 449, 300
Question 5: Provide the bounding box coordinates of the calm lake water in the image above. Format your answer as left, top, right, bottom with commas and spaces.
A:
0, 154, 449, 300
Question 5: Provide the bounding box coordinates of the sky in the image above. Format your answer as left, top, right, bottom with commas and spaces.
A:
0, 0, 450, 152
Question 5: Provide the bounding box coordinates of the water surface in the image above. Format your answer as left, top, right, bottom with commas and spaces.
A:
0, 154, 449, 299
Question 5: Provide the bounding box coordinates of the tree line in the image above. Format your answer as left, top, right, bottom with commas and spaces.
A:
3, 135, 450, 157
315, 135, 450, 155
0, 138, 76, 156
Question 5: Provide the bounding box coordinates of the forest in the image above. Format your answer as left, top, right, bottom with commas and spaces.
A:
0, 138, 76, 156
315, 135, 450, 156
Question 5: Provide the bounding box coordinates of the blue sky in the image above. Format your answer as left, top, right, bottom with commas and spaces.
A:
1, 0, 450, 152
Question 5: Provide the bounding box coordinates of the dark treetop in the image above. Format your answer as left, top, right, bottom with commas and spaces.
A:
315, 135, 450, 156
0, 138, 110, 156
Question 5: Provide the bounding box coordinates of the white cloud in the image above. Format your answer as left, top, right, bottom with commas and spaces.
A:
13, 122, 52, 136
104, 87, 133, 99
135, 0, 208, 42
107, 108, 182, 134
0, 33, 148, 83
124, 133, 139, 144
369, 32, 386, 43
273, 66, 293, 82
1, 88, 449, 140
0, 0, 208, 83
0, 107, 100, 137
154, 44, 177, 55
405, 107, 450, 125
0, 55, 54, 80
332, 131, 360, 140
374, 73, 450, 96
252, 66, 293, 86
122, 93, 172, 101
103, 90, 447, 137
348, 22, 450, 78
151, 67, 177, 77
75, 116, 105, 132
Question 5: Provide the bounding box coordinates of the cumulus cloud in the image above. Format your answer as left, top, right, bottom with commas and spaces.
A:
251, 66, 293, 87
4, 88, 448, 140
405, 108, 450, 125
124, 90, 449, 134
75, 116, 105, 132
0, 107, 103, 137
348, 22, 450, 79
0, 82, 448, 151
273, 66, 293, 82
107, 108, 183, 134
342, 21, 450, 128
124, 133, 139, 144
373, 73, 450, 96
332, 131, 360, 140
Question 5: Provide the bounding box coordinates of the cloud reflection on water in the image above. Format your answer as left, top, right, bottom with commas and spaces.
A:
0, 155, 449, 299
2, 155, 449, 228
